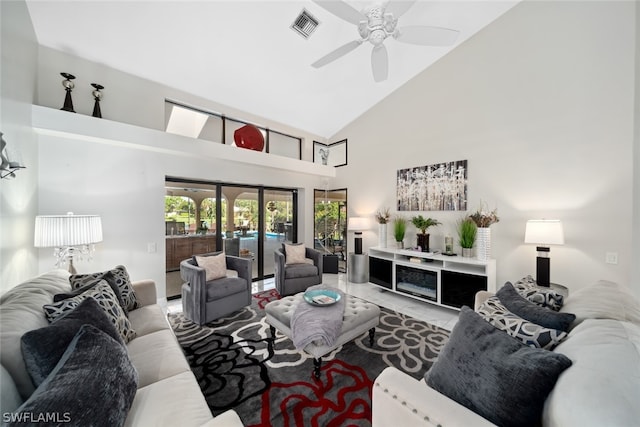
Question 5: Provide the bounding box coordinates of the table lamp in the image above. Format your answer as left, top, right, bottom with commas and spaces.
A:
348, 217, 369, 255
524, 219, 564, 287
35, 212, 103, 274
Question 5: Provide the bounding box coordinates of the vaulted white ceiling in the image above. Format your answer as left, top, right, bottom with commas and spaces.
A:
25, 0, 519, 138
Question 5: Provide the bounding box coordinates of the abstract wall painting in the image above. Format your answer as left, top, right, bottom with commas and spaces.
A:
397, 160, 468, 211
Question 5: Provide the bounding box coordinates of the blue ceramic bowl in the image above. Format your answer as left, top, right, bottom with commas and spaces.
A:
303, 289, 341, 306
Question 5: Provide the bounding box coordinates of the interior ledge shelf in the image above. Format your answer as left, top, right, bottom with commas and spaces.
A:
31, 105, 336, 178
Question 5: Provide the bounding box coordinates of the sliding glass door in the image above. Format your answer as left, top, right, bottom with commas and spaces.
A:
165, 178, 297, 295
314, 188, 347, 272
263, 189, 296, 276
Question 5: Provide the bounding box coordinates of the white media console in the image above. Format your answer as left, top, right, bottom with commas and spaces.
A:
368, 246, 496, 311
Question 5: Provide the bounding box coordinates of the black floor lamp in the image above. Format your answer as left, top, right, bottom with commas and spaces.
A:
524, 219, 564, 287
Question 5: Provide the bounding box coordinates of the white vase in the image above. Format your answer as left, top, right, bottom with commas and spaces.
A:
378, 223, 387, 248
476, 227, 491, 261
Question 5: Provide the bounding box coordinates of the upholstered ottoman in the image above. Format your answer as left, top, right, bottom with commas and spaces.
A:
265, 292, 380, 378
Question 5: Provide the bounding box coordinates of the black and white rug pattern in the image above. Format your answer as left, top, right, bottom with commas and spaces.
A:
168, 289, 450, 426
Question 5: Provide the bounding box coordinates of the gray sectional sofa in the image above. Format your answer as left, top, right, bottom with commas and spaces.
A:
0, 269, 243, 426
373, 279, 640, 427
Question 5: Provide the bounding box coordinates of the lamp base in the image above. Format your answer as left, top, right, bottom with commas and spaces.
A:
354, 233, 363, 255
536, 256, 550, 287
68, 257, 77, 275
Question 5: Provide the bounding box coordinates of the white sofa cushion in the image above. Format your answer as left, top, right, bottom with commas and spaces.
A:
544, 319, 640, 427
560, 280, 640, 327
125, 371, 214, 427
126, 329, 191, 388
128, 304, 171, 337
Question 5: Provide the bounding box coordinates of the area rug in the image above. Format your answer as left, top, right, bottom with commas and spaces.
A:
168, 289, 450, 427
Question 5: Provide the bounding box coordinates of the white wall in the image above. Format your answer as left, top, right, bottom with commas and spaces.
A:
35, 117, 329, 302
632, 0, 640, 294
25, 27, 337, 301
0, 1, 39, 292
331, 1, 637, 295
34, 47, 326, 161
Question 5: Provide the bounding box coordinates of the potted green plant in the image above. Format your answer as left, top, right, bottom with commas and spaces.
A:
411, 215, 441, 252
393, 216, 407, 249
457, 217, 477, 257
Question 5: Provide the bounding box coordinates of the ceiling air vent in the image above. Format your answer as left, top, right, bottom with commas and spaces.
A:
291, 9, 319, 39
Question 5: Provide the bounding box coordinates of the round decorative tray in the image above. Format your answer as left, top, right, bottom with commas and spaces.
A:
303, 289, 341, 307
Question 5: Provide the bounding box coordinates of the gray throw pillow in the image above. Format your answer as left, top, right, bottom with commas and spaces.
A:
477, 296, 568, 350
497, 282, 576, 331
9, 325, 138, 427
425, 307, 572, 427
63, 270, 128, 315
70, 265, 138, 311
43, 281, 136, 343
22, 298, 124, 388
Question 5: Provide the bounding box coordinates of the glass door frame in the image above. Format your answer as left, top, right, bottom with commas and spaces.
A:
166, 177, 298, 281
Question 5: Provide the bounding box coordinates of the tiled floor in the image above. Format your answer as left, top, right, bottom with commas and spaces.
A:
167, 273, 460, 331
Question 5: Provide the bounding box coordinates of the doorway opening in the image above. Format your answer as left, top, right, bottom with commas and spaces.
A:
314, 188, 348, 273
165, 178, 297, 299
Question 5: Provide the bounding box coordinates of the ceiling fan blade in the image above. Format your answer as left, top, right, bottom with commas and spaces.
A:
371, 45, 389, 83
312, 40, 363, 68
384, 0, 417, 18
395, 25, 460, 46
312, 0, 364, 25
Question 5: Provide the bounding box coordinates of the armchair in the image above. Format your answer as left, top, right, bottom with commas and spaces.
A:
274, 246, 323, 297
180, 252, 252, 325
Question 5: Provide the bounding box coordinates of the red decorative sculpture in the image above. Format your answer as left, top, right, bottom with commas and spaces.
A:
234, 125, 265, 151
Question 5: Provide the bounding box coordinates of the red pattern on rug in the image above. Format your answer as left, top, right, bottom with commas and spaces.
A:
250, 359, 372, 427
252, 288, 281, 309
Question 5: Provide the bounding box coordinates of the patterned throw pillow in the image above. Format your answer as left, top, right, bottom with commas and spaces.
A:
195, 253, 227, 281
43, 281, 136, 343
284, 243, 307, 265
513, 275, 564, 311
70, 265, 138, 311
64, 271, 128, 315
477, 296, 568, 350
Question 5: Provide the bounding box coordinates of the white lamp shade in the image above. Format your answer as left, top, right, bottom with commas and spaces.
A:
524, 220, 564, 245
35, 214, 103, 248
348, 217, 369, 231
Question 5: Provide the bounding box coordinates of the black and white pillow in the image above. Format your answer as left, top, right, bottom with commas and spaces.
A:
43, 281, 136, 343
64, 271, 128, 315
70, 265, 138, 311
477, 296, 568, 350
513, 275, 564, 311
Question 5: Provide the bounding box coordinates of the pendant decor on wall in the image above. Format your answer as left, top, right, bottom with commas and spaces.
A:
397, 160, 468, 211
234, 125, 265, 151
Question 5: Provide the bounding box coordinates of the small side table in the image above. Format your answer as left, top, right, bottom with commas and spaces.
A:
348, 252, 368, 283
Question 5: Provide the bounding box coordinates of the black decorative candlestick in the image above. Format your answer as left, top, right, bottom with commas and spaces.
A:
91, 83, 104, 118
60, 73, 76, 113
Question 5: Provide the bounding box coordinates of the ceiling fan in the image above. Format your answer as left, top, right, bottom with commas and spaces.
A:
311, 0, 460, 82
